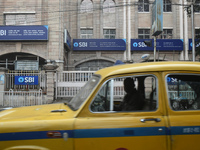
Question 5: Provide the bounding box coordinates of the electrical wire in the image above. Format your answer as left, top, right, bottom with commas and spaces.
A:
0, 1, 199, 28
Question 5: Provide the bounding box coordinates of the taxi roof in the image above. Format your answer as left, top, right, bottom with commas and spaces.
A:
95, 61, 200, 78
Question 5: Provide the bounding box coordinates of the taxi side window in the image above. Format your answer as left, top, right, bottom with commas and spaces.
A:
167, 74, 200, 110
90, 75, 158, 112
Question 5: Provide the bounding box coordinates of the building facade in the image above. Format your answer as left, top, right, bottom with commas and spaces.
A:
0, 0, 199, 72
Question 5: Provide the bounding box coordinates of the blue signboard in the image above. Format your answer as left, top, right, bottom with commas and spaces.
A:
188, 39, 200, 50
15, 76, 38, 85
131, 39, 183, 51
73, 39, 126, 51
64, 29, 72, 49
167, 77, 186, 85
0, 25, 48, 41
152, 0, 163, 36
131, 39, 153, 51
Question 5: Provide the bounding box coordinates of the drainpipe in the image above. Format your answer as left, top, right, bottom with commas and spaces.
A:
123, 0, 127, 62
59, 0, 62, 61
127, 0, 131, 62
180, 0, 184, 60
184, 0, 189, 60
191, 2, 195, 61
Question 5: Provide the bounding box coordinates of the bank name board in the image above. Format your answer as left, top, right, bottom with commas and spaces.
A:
131, 39, 183, 51
73, 39, 183, 51
15, 76, 38, 85
189, 39, 200, 50
0, 25, 48, 41
73, 39, 126, 51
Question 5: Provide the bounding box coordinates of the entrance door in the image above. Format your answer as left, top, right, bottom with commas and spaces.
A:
74, 73, 168, 150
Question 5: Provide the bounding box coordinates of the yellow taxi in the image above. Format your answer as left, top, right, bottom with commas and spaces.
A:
1, 61, 200, 150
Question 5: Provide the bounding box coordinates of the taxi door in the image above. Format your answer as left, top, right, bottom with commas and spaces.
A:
74, 73, 169, 150
165, 73, 200, 150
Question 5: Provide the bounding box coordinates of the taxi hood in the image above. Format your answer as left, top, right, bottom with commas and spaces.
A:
0, 103, 76, 122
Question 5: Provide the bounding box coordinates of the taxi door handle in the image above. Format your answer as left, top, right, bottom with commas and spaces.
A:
140, 118, 161, 123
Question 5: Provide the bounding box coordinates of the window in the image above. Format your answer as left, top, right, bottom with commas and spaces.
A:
103, 29, 116, 39
138, 0, 149, 12
103, 0, 115, 13
80, 0, 93, 13
167, 74, 200, 110
4, 14, 35, 25
194, 0, 200, 13
90, 75, 158, 112
138, 29, 150, 39
68, 75, 100, 110
75, 60, 113, 71
160, 29, 173, 39
80, 29, 93, 39
163, 0, 172, 12
195, 29, 200, 38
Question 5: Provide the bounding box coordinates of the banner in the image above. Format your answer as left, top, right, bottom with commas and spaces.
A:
131, 39, 183, 51
152, 0, 163, 36
15, 76, 38, 85
73, 39, 126, 51
0, 25, 48, 41
188, 39, 200, 50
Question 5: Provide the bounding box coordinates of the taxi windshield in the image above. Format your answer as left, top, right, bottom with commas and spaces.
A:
68, 75, 100, 110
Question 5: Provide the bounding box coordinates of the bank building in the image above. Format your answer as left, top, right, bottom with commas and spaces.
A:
0, 0, 199, 105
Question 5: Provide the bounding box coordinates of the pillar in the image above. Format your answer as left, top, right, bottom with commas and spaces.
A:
43, 64, 58, 103
0, 67, 8, 106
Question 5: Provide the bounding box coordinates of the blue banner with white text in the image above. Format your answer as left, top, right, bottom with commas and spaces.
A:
188, 39, 200, 50
0, 25, 48, 41
73, 39, 126, 51
131, 39, 183, 51
15, 76, 38, 85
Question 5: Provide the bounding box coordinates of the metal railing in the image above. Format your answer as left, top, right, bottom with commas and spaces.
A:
56, 71, 126, 98
5, 71, 47, 92
0, 89, 46, 107
168, 91, 196, 100
56, 71, 94, 82
56, 71, 94, 98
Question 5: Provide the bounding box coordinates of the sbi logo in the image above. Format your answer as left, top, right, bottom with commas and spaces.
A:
18, 77, 24, 83
133, 42, 138, 47
190, 42, 193, 47
73, 42, 88, 48
15, 76, 38, 85
18, 77, 35, 83
74, 42, 79, 47
0, 30, 6, 36
133, 42, 147, 48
